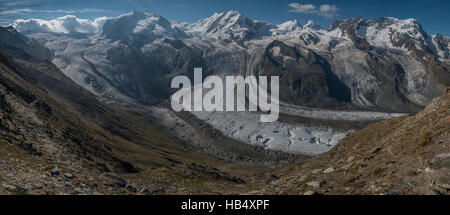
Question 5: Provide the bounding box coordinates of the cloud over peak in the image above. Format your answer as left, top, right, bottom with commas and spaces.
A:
288, 3, 340, 18
12, 15, 108, 34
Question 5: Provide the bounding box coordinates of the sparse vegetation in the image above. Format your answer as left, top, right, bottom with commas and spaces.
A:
262, 88, 450, 195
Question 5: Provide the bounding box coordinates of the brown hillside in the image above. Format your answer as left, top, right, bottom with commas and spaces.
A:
264, 88, 450, 195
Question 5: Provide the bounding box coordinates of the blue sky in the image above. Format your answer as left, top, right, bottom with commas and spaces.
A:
1, 0, 449, 35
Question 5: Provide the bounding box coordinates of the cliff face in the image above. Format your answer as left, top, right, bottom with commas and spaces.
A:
257, 40, 352, 108
265, 88, 450, 195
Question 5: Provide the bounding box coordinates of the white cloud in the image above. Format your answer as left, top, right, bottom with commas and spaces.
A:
2, 0, 56, 7
12, 15, 109, 34
288, 3, 340, 18
319, 4, 339, 18
288, 3, 317, 14
0, 8, 35, 15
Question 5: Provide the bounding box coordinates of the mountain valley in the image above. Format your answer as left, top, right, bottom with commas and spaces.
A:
0, 10, 449, 194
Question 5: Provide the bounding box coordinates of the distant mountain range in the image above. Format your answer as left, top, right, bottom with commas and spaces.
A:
10, 10, 449, 113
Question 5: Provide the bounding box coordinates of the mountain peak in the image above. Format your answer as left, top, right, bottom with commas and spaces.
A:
187, 10, 271, 41
271, 20, 301, 37
216, 10, 248, 25
117, 10, 146, 19
277, 20, 299, 30
102, 11, 185, 42
5, 26, 17, 32
223, 10, 243, 16
303, 20, 320, 30
327, 16, 431, 51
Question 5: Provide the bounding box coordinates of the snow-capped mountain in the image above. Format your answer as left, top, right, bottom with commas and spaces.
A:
327, 17, 449, 59
271, 20, 302, 37
11, 10, 449, 111
102, 11, 187, 43
9, 11, 450, 154
185, 10, 275, 41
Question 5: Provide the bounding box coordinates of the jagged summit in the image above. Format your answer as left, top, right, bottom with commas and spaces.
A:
278, 19, 300, 29
271, 20, 301, 36
186, 10, 274, 41
186, 10, 324, 41
10, 11, 449, 53
303, 20, 321, 30
327, 16, 433, 51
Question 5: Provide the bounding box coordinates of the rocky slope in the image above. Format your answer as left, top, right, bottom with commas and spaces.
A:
0, 26, 52, 61
262, 88, 450, 194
